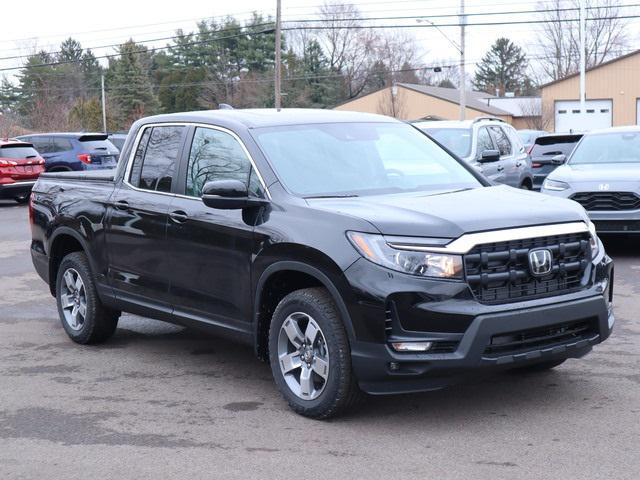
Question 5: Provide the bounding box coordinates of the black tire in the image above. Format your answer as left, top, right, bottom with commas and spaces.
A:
520, 181, 532, 190
14, 194, 29, 204
268, 287, 362, 419
55, 252, 119, 344
512, 358, 566, 373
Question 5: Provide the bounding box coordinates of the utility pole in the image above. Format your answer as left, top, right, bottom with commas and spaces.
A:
579, 0, 586, 115
459, 0, 466, 120
101, 74, 107, 133
274, 0, 282, 110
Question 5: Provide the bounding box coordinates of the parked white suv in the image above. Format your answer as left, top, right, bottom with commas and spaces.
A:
414, 117, 533, 189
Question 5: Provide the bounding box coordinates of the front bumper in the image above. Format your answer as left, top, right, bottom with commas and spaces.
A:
0, 180, 36, 199
343, 253, 614, 395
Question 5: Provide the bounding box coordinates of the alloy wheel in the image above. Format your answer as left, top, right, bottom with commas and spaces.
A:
59, 268, 87, 331
277, 312, 330, 400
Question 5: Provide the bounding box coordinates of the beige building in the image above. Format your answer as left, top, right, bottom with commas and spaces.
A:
540, 49, 640, 132
334, 83, 517, 124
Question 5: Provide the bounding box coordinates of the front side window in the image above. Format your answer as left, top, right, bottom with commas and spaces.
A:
489, 126, 512, 156
129, 126, 184, 193
185, 127, 256, 197
253, 122, 481, 197
476, 127, 494, 155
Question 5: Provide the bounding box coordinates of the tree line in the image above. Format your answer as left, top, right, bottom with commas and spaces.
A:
0, 0, 630, 135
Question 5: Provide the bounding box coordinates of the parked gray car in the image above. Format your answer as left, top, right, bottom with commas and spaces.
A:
415, 118, 534, 189
541, 126, 640, 233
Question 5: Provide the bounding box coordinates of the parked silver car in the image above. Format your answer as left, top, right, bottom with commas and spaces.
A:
415, 117, 534, 189
541, 126, 640, 233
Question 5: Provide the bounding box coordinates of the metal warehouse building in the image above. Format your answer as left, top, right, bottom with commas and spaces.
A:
541, 49, 640, 132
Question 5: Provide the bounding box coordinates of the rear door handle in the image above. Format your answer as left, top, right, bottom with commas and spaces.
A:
114, 200, 129, 210
169, 210, 189, 223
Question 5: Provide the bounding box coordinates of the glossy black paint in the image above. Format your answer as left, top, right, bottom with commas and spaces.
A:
29, 109, 614, 395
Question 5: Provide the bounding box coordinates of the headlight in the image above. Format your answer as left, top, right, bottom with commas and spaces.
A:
347, 231, 463, 279
587, 220, 600, 259
543, 179, 570, 191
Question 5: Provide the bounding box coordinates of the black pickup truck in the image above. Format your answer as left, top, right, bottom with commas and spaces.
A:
29, 109, 615, 418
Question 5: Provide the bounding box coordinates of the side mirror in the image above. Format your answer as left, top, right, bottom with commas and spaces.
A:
478, 149, 500, 163
201, 179, 268, 210
551, 154, 567, 165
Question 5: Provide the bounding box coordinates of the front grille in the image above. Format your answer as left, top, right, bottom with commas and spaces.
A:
428, 341, 459, 354
593, 220, 640, 233
464, 232, 591, 304
571, 191, 640, 211
484, 319, 595, 356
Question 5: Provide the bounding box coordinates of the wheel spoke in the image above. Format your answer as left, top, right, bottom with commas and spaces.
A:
299, 365, 313, 397
60, 293, 73, 309
312, 356, 329, 380
77, 301, 87, 319
279, 352, 302, 374
75, 277, 83, 293
282, 317, 304, 348
305, 321, 319, 345
63, 271, 76, 292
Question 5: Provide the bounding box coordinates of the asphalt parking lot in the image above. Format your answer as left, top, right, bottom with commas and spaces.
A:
0, 200, 638, 480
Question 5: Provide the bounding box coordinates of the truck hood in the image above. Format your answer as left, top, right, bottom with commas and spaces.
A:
306, 185, 588, 238
550, 163, 640, 183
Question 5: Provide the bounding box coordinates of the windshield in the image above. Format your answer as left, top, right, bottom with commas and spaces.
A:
420, 127, 472, 158
570, 131, 640, 164
79, 139, 118, 153
253, 122, 481, 197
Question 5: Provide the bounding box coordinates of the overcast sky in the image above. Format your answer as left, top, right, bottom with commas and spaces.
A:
1, 0, 639, 80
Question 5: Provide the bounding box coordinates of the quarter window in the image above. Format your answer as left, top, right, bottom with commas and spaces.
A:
185, 127, 258, 198
489, 126, 512, 156
129, 126, 184, 193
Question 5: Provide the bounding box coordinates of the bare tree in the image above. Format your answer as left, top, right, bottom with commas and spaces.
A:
518, 98, 553, 131
536, 0, 630, 81
376, 86, 408, 119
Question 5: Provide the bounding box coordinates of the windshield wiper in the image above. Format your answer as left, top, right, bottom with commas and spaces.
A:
304, 194, 359, 199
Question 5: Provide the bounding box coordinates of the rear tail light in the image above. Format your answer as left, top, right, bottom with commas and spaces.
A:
77, 153, 92, 164
0, 159, 17, 166
532, 162, 542, 168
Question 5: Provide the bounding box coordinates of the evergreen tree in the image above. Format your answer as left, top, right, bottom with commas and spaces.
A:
473, 38, 533, 96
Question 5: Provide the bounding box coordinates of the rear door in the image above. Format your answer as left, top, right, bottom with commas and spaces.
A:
530, 135, 582, 189
166, 125, 266, 333
105, 124, 188, 310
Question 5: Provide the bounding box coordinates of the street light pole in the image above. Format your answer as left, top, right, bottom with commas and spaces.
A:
579, 0, 586, 115
274, 0, 282, 110
459, 0, 466, 120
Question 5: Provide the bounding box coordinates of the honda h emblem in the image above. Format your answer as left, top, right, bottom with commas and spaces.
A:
529, 249, 553, 276
598, 183, 610, 191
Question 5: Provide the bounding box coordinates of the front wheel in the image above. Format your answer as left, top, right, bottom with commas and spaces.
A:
56, 252, 120, 344
268, 287, 362, 419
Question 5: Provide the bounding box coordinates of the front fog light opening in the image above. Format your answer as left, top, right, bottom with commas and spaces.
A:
391, 341, 433, 352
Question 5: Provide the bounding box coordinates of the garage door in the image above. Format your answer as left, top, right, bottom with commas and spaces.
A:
555, 100, 612, 133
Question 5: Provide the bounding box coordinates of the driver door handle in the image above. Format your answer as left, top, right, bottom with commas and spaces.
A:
113, 200, 129, 210
169, 210, 189, 224
497, 165, 505, 172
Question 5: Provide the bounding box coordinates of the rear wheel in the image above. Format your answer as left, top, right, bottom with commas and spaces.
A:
268, 287, 362, 419
56, 252, 119, 344
520, 180, 532, 190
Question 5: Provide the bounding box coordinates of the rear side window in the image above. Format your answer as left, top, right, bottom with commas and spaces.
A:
0, 146, 40, 159
489, 126, 512, 156
51, 138, 73, 152
129, 126, 185, 193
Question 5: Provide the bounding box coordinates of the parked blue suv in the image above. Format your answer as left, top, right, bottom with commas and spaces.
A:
16, 133, 119, 172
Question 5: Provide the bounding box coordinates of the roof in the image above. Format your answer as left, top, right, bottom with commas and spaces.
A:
139, 108, 399, 129
582, 125, 640, 136
540, 49, 640, 88
397, 83, 513, 116
17, 132, 106, 138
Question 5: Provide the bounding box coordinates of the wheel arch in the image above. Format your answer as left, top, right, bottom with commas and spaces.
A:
253, 260, 357, 361
47, 227, 94, 296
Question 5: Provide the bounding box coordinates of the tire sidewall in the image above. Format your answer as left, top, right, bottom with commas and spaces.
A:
269, 293, 347, 414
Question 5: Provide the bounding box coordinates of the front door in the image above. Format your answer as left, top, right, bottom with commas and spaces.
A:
105, 125, 187, 309
476, 126, 504, 184
166, 126, 266, 333
488, 125, 515, 186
